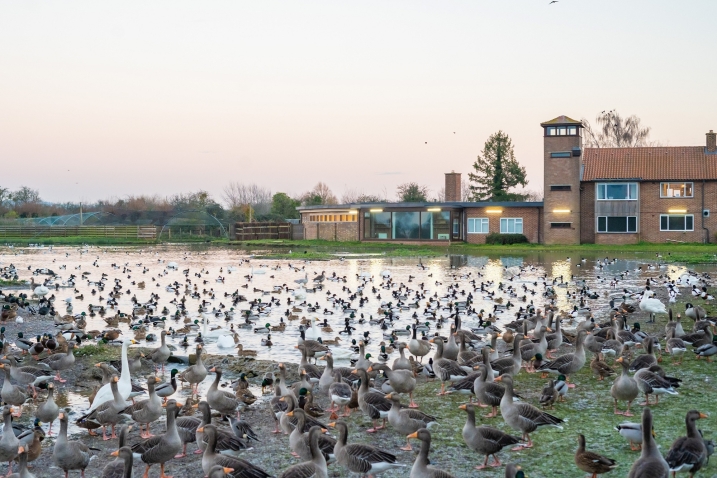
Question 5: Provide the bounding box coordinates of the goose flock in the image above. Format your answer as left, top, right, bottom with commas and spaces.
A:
0, 246, 715, 477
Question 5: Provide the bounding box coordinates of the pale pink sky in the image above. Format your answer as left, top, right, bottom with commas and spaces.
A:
1, 1, 716, 204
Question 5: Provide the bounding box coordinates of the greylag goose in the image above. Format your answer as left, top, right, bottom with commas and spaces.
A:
473, 363, 506, 418
279, 426, 328, 478
327, 371, 352, 419
368, 363, 418, 408
80, 376, 127, 441
634, 367, 678, 406
353, 368, 391, 433
459, 403, 520, 469
407, 428, 456, 478
148, 330, 171, 374
122, 375, 163, 438
297, 330, 329, 363
537, 330, 588, 386
207, 367, 244, 419
627, 408, 669, 478
392, 342, 412, 371
193, 401, 247, 454
88, 339, 138, 413
490, 333, 524, 377
329, 420, 404, 476
177, 344, 207, 394
0, 406, 20, 476
4, 355, 53, 399
495, 374, 563, 449
199, 424, 270, 478
408, 325, 431, 362
102, 446, 133, 478
0, 365, 28, 418
611, 356, 639, 416
208, 465, 236, 478
295, 344, 322, 383
385, 393, 438, 451
34, 382, 59, 436
318, 353, 358, 394
287, 409, 335, 462
628, 337, 657, 372
665, 329, 687, 364
574, 434, 617, 478
41, 342, 78, 383
665, 410, 709, 476
53, 411, 96, 478
131, 399, 183, 478
428, 338, 467, 395
441, 326, 459, 361
7, 444, 34, 478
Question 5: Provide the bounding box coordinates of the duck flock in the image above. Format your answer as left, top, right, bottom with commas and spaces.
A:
0, 246, 716, 478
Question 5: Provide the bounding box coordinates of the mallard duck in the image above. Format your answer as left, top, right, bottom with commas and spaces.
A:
665, 410, 709, 476
627, 408, 669, 478
539, 380, 557, 409
261, 335, 273, 347
329, 420, 404, 476
406, 428, 456, 478
590, 354, 615, 381
505, 464, 525, 478
235, 344, 257, 356
694, 336, 717, 361
611, 357, 639, 416
615, 422, 646, 451
460, 403, 521, 469
575, 434, 618, 477
495, 374, 563, 449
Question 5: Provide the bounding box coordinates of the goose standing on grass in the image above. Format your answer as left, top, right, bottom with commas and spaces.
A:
280, 426, 328, 478
53, 411, 95, 478
429, 338, 467, 395
327, 371, 352, 419
459, 403, 521, 470
199, 424, 271, 478
88, 339, 137, 413
474, 364, 506, 418
666, 329, 688, 364
627, 408, 669, 478
611, 357, 639, 416
537, 330, 588, 387
634, 367, 679, 406
574, 434, 618, 478
495, 374, 563, 450
329, 420, 404, 477
131, 399, 182, 478
490, 334, 524, 377
407, 428, 456, 478
385, 394, 438, 451
353, 368, 391, 433
665, 410, 709, 476
368, 363, 418, 408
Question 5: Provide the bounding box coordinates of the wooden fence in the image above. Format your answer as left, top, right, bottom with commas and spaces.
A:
234, 222, 292, 240
0, 225, 157, 240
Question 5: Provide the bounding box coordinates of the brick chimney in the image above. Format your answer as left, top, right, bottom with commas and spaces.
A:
708, 130, 717, 153
444, 171, 461, 202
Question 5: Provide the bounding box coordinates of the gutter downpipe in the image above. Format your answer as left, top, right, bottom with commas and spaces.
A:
702, 179, 710, 243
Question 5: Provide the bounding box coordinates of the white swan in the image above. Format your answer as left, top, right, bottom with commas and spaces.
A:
251, 266, 266, 275
33, 285, 50, 299
88, 339, 136, 412
217, 333, 236, 348
304, 318, 322, 341
639, 290, 667, 323
202, 318, 225, 338
380, 270, 391, 278
167, 262, 178, 270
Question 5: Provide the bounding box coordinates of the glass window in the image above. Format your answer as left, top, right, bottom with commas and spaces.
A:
546, 127, 556, 136
420, 211, 450, 240
597, 216, 637, 233
392, 212, 420, 239
467, 218, 489, 234
660, 182, 693, 198
500, 218, 523, 234
550, 152, 572, 158
660, 215, 694, 231
568, 126, 577, 135
364, 211, 391, 239
596, 183, 638, 200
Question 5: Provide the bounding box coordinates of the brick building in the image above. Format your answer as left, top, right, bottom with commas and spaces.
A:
297, 117, 717, 244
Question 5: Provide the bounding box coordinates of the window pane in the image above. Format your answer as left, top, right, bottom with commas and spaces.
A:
597, 185, 605, 200
392, 212, 420, 239
661, 216, 668, 230
605, 184, 628, 200
366, 212, 391, 239
598, 217, 606, 232
684, 183, 693, 197
668, 215, 684, 231
515, 219, 523, 234
628, 216, 637, 232
607, 216, 628, 232
686, 215, 693, 230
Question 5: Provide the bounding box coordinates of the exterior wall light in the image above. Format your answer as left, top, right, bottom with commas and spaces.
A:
426, 207, 441, 212
369, 208, 383, 213
668, 208, 687, 213
552, 209, 571, 213
486, 209, 503, 214
348, 210, 358, 215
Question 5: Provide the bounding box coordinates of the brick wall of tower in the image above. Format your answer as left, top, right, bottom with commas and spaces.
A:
543, 134, 582, 244
445, 173, 462, 202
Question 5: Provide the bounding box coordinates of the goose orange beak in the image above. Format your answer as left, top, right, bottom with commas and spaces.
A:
700, 412, 710, 418
327, 422, 336, 427
223, 468, 234, 474
407, 431, 418, 439
197, 426, 204, 433
458, 404, 467, 410
495, 375, 503, 382
286, 411, 294, 417
110, 450, 119, 457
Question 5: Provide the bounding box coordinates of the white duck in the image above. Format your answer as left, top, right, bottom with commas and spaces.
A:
87, 339, 136, 413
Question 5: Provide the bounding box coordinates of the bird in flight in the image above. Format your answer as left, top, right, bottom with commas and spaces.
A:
549, 0, 558, 3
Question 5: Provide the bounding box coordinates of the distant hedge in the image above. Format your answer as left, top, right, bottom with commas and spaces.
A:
485, 233, 528, 245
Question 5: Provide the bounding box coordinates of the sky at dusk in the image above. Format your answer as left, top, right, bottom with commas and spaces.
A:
1, 1, 716, 205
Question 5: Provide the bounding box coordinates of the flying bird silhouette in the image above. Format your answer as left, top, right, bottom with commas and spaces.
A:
549, 0, 558, 3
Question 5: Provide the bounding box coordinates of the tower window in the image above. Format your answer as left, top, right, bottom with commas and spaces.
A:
550, 185, 571, 191
550, 152, 572, 158
545, 126, 579, 136
550, 222, 571, 229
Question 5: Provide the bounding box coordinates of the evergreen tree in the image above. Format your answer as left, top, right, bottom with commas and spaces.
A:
468, 131, 527, 201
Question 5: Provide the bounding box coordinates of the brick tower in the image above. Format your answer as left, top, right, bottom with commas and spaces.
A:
542, 116, 583, 244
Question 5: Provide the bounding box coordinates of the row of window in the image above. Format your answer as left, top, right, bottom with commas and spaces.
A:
596, 214, 694, 233
467, 217, 523, 234
545, 126, 579, 136
550, 182, 694, 199
306, 214, 357, 222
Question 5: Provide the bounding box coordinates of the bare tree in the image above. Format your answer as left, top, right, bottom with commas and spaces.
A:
435, 187, 445, 202
222, 182, 272, 215
340, 187, 361, 204
517, 189, 544, 202
301, 182, 338, 206
582, 110, 659, 148
461, 180, 471, 202
11, 186, 41, 205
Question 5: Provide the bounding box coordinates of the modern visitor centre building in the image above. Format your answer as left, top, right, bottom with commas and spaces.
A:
297, 116, 717, 245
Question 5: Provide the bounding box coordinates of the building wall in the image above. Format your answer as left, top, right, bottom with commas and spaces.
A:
580, 182, 595, 243
445, 173, 462, 201
302, 221, 359, 241
595, 233, 639, 245
543, 135, 582, 244
464, 207, 542, 244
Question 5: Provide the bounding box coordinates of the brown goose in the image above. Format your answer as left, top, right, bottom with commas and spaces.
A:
41, 342, 78, 383
122, 375, 162, 438
627, 408, 669, 478
80, 376, 127, 441
473, 364, 506, 418
0, 406, 19, 476
385, 393, 438, 451
575, 434, 617, 478
53, 411, 95, 478
329, 420, 404, 476
193, 401, 247, 454
100, 425, 129, 477
199, 424, 271, 478
207, 367, 243, 419
287, 409, 335, 462
634, 367, 678, 406
177, 344, 207, 395
459, 403, 521, 469
629, 337, 657, 372
297, 331, 330, 363
318, 353, 357, 394
368, 363, 418, 407
279, 426, 328, 478
495, 374, 563, 449
0, 365, 28, 418
327, 371, 352, 419
35, 382, 59, 436
428, 338, 468, 395
295, 344, 322, 383
353, 368, 391, 433
131, 400, 183, 478
611, 356, 639, 416
102, 446, 133, 478
537, 330, 588, 386
665, 410, 709, 476
148, 330, 171, 374
490, 334, 524, 377
407, 428, 456, 478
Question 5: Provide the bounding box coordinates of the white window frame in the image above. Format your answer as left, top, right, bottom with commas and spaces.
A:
596, 182, 638, 201
660, 214, 694, 231
467, 217, 489, 234
660, 182, 694, 198
500, 218, 523, 234
597, 216, 638, 233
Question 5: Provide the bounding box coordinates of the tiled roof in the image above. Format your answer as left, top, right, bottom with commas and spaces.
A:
582, 147, 717, 181
540, 115, 582, 126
